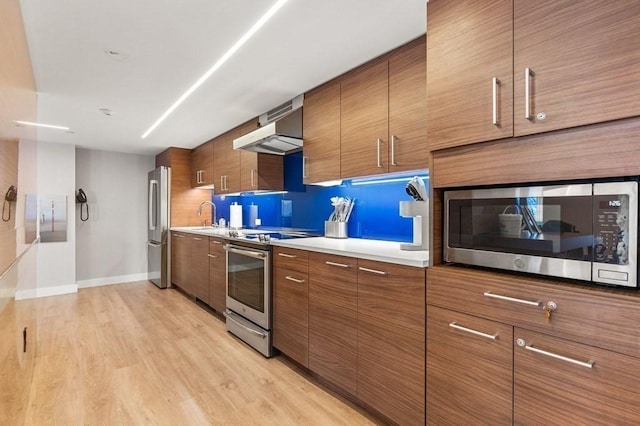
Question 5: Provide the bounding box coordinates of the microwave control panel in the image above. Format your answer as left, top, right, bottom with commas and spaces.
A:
593, 194, 630, 265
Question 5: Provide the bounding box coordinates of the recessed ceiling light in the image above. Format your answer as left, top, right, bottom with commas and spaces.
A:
13, 120, 70, 131
141, 0, 291, 139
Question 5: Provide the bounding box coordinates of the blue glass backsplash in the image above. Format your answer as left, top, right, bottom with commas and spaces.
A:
212, 153, 428, 243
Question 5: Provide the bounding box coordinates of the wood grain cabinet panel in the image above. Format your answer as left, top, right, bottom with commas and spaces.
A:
514, 329, 640, 424
388, 36, 427, 173
427, 0, 640, 151
427, 305, 513, 425
207, 237, 226, 313
190, 140, 214, 187
273, 265, 309, 367
188, 235, 209, 302
513, 0, 640, 137
426, 0, 513, 150
302, 80, 341, 184
357, 260, 426, 425
340, 59, 389, 179
213, 129, 241, 194
308, 253, 358, 394
273, 247, 309, 274
170, 232, 187, 290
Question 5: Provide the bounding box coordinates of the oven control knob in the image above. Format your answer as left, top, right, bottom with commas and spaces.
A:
514, 258, 526, 269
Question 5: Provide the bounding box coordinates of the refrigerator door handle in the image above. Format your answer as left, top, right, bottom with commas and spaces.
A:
147, 241, 162, 247
149, 179, 158, 231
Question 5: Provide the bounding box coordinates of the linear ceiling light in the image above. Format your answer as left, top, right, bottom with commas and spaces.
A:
13, 120, 70, 131
141, 0, 291, 139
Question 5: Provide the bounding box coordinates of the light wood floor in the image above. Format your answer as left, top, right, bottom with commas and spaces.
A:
14, 281, 379, 425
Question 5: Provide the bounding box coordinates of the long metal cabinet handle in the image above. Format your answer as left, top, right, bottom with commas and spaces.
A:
358, 266, 388, 275
302, 156, 308, 179
223, 311, 267, 338
484, 291, 541, 307
390, 135, 397, 166
325, 261, 351, 268
522, 342, 594, 369
278, 253, 297, 258
148, 179, 157, 231
376, 138, 382, 168
492, 77, 500, 125
225, 245, 267, 259
207, 254, 218, 258
449, 322, 498, 340
285, 275, 305, 283
525, 67, 533, 120
251, 169, 256, 188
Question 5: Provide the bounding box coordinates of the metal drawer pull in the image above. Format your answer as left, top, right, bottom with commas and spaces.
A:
376, 138, 382, 168
223, 311, 267, 339
492, 77, 500, 125
302, 156, 308, 179
285, 275, 305, 284
358, 266, 388, 276
207, 254, 218, 258
325, 261, 350, 268
193, 237, 203, 241
278, 253, 297, 258
484, 291, 541, 307
212, 240, 222, 244
390, 135, 397, 166
525, 67, 533, 120
520, 341, 594, 369
449, 322, 498, 340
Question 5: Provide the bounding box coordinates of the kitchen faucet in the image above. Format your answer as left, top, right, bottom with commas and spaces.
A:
197, 200, 217, 227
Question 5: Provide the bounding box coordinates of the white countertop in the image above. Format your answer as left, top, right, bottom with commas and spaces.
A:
270, 237, 429, 268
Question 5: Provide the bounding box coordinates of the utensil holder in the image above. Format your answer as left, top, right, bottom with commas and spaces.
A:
325, 221, 347, 239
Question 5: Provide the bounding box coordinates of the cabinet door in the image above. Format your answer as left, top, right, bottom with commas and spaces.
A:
190, 140, 214, 187
426, 0, 513, 150
170, 232, 186, 289
214, 129, 241, 194
303, 80, 341, 184
513, 0, 640, 137
357, 260, 426, 425
207, 237, 226, 313
189, 235, 209, 301
340, 59, 389, 178
308, 254, 358, 394
514, 328, 640, 424
427, 305, 513, 425
388, 36, 427, 173
273, 266, 309, 367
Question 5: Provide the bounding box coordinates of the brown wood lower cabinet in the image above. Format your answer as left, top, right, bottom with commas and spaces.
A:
357, 260, 425, 425
427, 265, 640, 424
514, 329, 640, 424
188, 235, 209, 301
308, 253, 358, 395
273, 265, 309, 366
170, 232, 187, 290
427, 305, 513, 425
207, 237, 226, 313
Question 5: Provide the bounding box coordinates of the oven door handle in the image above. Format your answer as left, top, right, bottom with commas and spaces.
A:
224, 245, 267, 259
223, 311, 267, 339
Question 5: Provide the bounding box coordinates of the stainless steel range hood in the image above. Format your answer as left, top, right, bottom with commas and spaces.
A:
233, 95, 303, 155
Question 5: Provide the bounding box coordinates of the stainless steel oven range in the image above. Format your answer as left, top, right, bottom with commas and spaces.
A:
224, 240, 272, 357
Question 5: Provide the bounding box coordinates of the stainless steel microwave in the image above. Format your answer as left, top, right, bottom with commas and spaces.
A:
444, 180, 638, 287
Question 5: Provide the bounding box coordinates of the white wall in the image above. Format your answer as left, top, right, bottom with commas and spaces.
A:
34, 141, 77, 297
75, 148, 154, 287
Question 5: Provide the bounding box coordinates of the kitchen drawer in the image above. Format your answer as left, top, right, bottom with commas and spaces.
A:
273, 247, 309, 273
208, 237, 225, 254
427, 266, 640, 358
514, 328, 640, 424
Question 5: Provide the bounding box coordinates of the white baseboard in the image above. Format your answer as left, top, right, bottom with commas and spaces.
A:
15, 284, 78, 300
76, 273, 149, 289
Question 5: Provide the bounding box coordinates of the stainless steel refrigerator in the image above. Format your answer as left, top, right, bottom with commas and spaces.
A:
147, 166, 170, 288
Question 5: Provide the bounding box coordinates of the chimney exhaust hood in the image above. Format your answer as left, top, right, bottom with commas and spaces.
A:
233, 95, 303, 155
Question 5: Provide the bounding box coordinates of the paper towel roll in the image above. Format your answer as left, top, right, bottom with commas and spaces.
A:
230, 203, 243, 228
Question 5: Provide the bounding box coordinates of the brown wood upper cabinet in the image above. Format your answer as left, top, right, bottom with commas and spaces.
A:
426, 0, 640, 151
302, 80, 341, 184
190, 140, 214, 187
238, 119, 284, 192
213, 128, 241, 194
341, 36, 427, 179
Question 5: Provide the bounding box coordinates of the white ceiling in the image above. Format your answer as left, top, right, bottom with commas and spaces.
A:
19, 0, 426, 156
